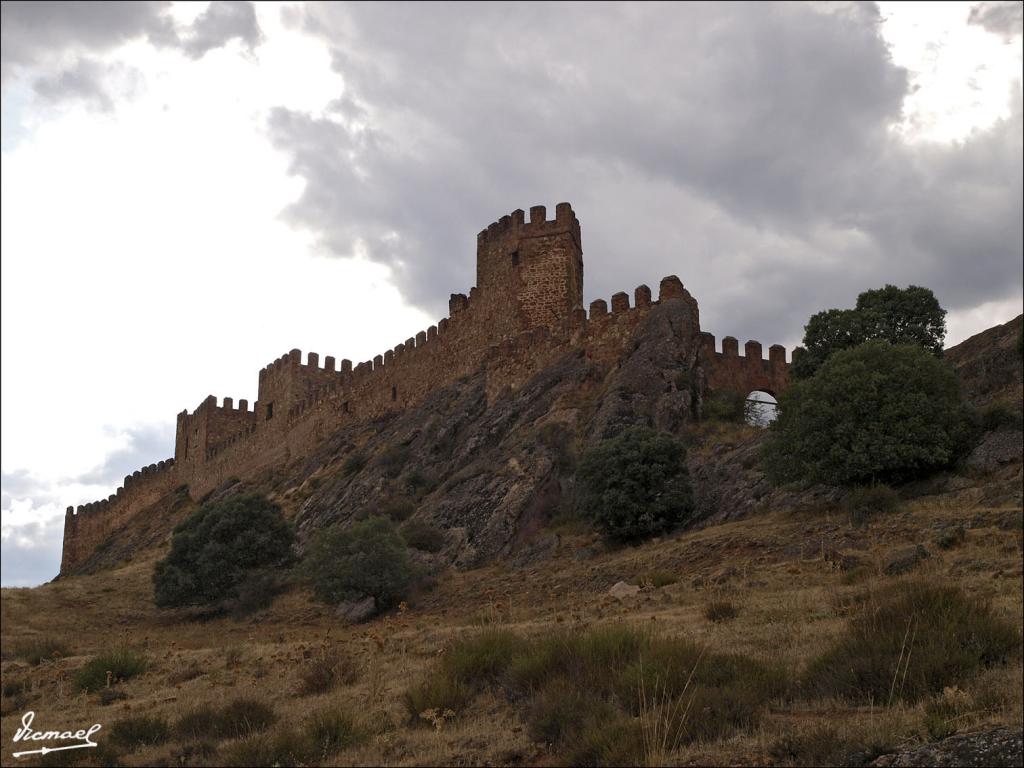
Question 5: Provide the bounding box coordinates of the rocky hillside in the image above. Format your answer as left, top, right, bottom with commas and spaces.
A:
66, 310, 1024, 579
945, 313, 1023, 407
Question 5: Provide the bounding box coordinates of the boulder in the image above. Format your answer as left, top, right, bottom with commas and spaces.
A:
884, 545, 930, 576
335, 596, 377, 624
608, 581, 641, 599
870, 726, 1022, 767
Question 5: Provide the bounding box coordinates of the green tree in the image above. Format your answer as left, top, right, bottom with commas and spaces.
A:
577, 426, 695, 542
765, 341, 974, 486
791, 308, 867, 380
855, 284, 946, 355
792, 285, 946, 379
153, 495, 295, 609
303, 516, 418, 609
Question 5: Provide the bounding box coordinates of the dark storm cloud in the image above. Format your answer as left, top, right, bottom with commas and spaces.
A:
74, 423, 175, 487
1, 1, 262, 107
969, 1, 1024, 39
269, 1, 1022, 348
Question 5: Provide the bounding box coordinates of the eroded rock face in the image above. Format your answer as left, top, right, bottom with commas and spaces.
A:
290, 300, 710, 569
870, 727, 1023, 767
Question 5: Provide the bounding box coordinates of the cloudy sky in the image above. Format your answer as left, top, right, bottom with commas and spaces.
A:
2, 1, 1021, 587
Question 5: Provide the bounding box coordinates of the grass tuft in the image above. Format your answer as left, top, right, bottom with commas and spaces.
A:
73, 648, 147, 693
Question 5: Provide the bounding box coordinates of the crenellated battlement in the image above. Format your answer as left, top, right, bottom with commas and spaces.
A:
61, 202, 795, 576
699, 332, 790, 397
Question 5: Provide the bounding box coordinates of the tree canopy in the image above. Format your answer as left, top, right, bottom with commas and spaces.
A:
792, 285, 946, 379
153, 494, 295, 609
765, 341, 974, 486
577, 426, 695, 542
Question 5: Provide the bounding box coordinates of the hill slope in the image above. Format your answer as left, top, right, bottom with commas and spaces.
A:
2, 315, 1022, 767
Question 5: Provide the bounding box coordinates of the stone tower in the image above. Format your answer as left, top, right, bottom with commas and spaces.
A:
475, 202, 583, 337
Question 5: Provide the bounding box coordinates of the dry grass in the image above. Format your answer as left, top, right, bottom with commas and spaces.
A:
1, 463, 1021, 766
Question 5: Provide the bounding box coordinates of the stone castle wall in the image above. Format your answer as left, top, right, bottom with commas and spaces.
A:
61, 203, 790, 573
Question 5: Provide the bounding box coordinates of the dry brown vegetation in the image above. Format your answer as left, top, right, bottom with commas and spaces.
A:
2, 464, 1022, 766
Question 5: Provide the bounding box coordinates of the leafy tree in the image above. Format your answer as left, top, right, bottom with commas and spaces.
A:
855, 284, 946, 355
764, 341, 974, 486
791, 308, 867, 379
792, 285, 946, 379
303, 516, 418, 608
153, 495, 295, 609
577, 426, 695, 542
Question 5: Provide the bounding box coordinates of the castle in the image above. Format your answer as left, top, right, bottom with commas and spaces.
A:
61, 203, 791, 573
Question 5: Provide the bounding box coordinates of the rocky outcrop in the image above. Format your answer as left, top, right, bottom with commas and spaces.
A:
870, 727, 1023, 767
945, 314, 1023, 408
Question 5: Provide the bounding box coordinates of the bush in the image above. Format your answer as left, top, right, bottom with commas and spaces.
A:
577, 426, 695, 542
175, 698, 276, 741
12, 637, 71, 665
153, 495, 295, 609
109, 716, 170, 750
703, 390, 747, 422
298, 648, 358, 696
222, 729, 313, 767
765, 342, 975, 487
305, 705, 367, 756
303, 516, 419, 609
806, 581, 1021, 704
537, 422, 576, 474
405, 624, 785, 763
376, 444, 410, 478
979, 400, 1023, 431
401, 519, 446, 553
841, 484, 901, 526
342, 451, 367, 476
74, 648, 147, 693
704, 600, 739, 623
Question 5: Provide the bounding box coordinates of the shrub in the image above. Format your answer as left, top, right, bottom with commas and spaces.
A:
577, 426, 695, 542
303, 516, 419, 609
2, 677, 30, 698
298, 648, 358, 696
703, 390, 747, 422
74, 648, 147, 693
109, 716, 170, 750
376, 444, 410, 478
401, 519, 446, 553
704, 600, 739, 623
403, 469, 436, 496
979, 400, 1024, 431
806, 581, 1021, 704
13, 637, 71, 665
342, 451, 367, 476
305, 705, 367, 756
362, 496, 416, 522
153, 495, 295, 609
175, 698, 276, 741
642, 570, 678, 588
537, 422, 576, 474
923, 687, 973, 740
406, 624, 785, 763
222, 729, 313, 767
841, 484, 901, 526
765, 342, 975, 487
